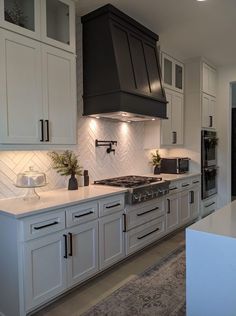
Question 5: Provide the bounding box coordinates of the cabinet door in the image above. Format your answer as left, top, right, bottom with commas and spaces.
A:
24, 233, 67, 311
162, 52, 184, 93
67, 221, 99, 287
171, 92, 184, 145
0, 0, 41, 39
202, 93, 215, 129
190, 186, 200, 220
179, 190, 191, 225
42, 45, 77, 144
41, 0, 75, 53
166, 193, 179, 233
161, 90, 172, 145
202, 62, 216, 97
99, 211, 125, 270
0, 30, 43, 144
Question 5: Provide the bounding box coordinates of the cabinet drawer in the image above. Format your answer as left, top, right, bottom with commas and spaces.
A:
191, 176, 201, 186
23, 210, 66, 241
202, 196, 217, 217
125, 199, 164, 230
66, 202, 98, 227
99, 194, 125, 217
169, 181, 180, 192
125, 216, 165, 255
179, 179, 192, 190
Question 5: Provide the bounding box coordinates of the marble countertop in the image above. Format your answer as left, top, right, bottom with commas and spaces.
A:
144, 172, 201, 181
0, 185, 127, 219
188, 200, 236, 239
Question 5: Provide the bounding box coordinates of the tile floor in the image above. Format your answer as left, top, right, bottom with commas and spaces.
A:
33, 230, 185, 316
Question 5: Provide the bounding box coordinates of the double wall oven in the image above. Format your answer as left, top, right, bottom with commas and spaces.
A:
201, 130, 218, 199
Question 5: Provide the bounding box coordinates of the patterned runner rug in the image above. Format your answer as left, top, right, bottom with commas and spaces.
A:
82, 245, 186, 316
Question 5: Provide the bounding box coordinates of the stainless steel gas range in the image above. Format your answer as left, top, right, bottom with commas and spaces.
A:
94, 175, 170, 204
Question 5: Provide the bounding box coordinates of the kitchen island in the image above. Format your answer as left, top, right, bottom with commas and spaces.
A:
186, 200, 236, 316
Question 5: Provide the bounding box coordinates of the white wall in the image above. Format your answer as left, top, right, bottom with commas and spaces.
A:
216, 65, 236, 208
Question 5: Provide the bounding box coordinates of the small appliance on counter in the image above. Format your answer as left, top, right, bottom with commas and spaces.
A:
15, 167, 47, 201
160, 157, 190, 174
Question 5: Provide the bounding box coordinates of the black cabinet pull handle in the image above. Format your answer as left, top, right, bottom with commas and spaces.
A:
137, 227, 160, 240
123, 213, 127, 232
68, 232, 73, 257
170, 187, 178, 191
40, 119, 44, 142
34, 221, 58, 230
106, 203, 121, 209
74, 211, 94, 218
182, 183, 190, 187
209, 116, 213, 128
63, 234, 68, 259
45, 120, 49, 142
190, 191, 194, 204
137, 207, 159, 217
172, 131, 177, 144
167, 198, 171, 214
205, 202, 215, 208
193, 181, 199, 184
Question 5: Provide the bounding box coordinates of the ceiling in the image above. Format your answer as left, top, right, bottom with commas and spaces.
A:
75, 0, 236, 67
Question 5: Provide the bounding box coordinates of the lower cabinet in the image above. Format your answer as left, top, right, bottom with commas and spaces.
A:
179, 190, 191, 225
166, 193, 179, 233
67, 221, 99, 287
190, 186, 200, 220
99, 211, 125, 269
24, 232, 67, 311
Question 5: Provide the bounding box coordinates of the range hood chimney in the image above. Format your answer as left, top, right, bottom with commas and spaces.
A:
81, 4, 167, 122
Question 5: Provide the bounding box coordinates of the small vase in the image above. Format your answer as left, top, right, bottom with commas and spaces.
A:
68, 174, 78, 190
154, 165, 161, 175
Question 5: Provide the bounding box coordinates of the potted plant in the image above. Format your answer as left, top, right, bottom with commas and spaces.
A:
150, 150, 162, 174
48, 150, 82, 190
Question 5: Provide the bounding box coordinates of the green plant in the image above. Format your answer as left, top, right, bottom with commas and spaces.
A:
48, 150, 82, 176
150, 150, 161, 166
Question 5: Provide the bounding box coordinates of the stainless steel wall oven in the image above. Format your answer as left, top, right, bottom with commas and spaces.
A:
201, 130, 218, 199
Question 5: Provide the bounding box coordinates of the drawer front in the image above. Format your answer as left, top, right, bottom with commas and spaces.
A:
125, 216, 165, 255
23, 210, 66, 241
66, 202, 98, 227
125, 199, 164, 230
169, 181, 180, 193
179, 178, 192, 190
99, 194, 125, 217
202, 196, 217, 217
191, 176, 201, 186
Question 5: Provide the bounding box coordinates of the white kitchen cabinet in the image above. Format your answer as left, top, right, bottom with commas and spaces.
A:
67, 220, 99, 287
166, 193, 179, 233
0, 0, 75, 52
189, 186, 200, 220
179, 189, 191, 225
42, 44, 77, 144
202, 62, 217, 97
202, 93, 216, 129
161, 89, 184, 146
0, 29, 77, 145
99, 211, 125, 269
161, 52, 184, 93
0, 0, 41, 39
41, 0, 75, 52
0, 29, 43, 144
24, 232, 67, 311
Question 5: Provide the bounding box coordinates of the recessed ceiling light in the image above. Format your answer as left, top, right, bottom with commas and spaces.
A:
152, 118, 156, 121
196, 0, 206, 1
95, 116, 100, 119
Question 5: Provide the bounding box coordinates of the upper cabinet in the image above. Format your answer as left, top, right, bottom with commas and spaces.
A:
161, 52, 184, 93
0, 0, 41, 39
0, 29, 77, 145
0, 0, 75, 52
41, 0, 75, 52
202, 62, 217, 97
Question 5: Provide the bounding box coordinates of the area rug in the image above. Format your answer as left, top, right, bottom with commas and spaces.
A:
82, 245, 186, 316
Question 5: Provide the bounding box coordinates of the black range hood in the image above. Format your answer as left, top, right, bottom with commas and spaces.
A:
81, 4, 167, 122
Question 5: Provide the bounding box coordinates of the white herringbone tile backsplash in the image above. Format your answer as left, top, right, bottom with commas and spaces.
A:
0, 21, 153, 200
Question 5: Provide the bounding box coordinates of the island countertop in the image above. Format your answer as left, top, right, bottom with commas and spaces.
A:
187, 200, 236, 239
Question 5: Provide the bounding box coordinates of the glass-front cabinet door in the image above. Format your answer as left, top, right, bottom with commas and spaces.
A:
0, 0, 41, 39
161, 52, 184, 93
41, 0, 75, 53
